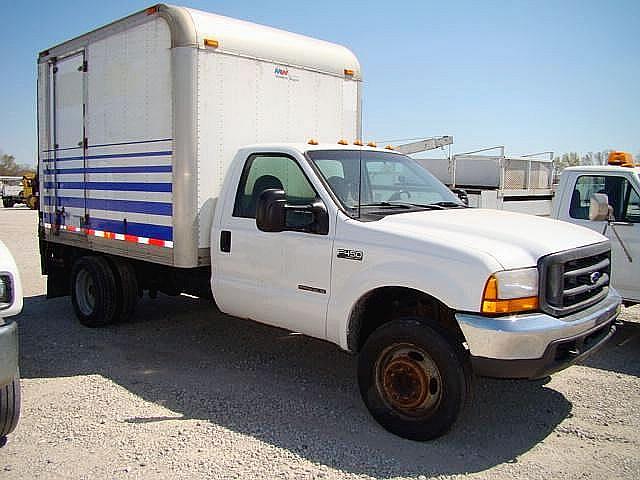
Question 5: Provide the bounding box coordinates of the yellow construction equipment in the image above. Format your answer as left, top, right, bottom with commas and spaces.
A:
21, 173, 38, 210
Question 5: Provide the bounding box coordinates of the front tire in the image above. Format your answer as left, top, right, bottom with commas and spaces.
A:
358, 318, 471, 441
71, 256, 118, 327
0, 372, 21, 438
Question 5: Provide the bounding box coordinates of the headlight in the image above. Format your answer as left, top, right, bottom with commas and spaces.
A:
0, 273, 13, 308
481, 268, 539, 314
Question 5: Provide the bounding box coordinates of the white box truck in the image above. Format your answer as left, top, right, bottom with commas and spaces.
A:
38, 4, 621, 440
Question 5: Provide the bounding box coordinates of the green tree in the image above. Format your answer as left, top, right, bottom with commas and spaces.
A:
0, 152, 35, 176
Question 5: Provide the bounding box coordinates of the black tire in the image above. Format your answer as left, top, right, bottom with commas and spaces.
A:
109, 257, 138, 322
358, 318, 471, 441
71, 256, 118, 327
0, 372, 21, 438
2, 199, 12, 208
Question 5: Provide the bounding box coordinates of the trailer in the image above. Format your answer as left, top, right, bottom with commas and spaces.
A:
414, 147, 555, 216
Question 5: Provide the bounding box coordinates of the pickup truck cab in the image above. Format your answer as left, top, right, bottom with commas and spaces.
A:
0, 240, 22, 441
553, 164, 639, 304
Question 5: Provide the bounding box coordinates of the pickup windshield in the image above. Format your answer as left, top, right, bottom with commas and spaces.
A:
307, 150, 463, 218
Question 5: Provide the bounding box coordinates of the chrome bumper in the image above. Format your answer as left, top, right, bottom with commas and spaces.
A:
456, 289, 621, 361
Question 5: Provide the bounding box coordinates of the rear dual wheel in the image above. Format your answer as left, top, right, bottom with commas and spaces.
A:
71, 256, 138, 327
358, 318, 471, 441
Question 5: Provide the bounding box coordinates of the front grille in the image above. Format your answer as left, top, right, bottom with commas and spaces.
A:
538, 242, 611, 317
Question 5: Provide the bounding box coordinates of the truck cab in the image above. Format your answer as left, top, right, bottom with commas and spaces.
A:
552, 160, 639, 304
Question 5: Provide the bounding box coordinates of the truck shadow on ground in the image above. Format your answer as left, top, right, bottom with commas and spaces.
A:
580, 318, 640, 377
15, 294, 583, 477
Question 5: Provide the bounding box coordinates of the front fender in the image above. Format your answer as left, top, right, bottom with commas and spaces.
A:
326, 257, 497, 350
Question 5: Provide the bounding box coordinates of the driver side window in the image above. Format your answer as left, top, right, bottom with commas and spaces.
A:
569, 175, 636, 221
233, 154, 317, 219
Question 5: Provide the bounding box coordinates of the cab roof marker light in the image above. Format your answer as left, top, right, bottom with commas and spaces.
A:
608, 151, 635, 167
344, 68, 355, 76
204, 38, 219, 48
307, 138, 318, 145
146, 6, 159, 15
384, 145, 394, 150
353, 140, 364, 146
367, 141, 377, 147
338, 139, 348, 145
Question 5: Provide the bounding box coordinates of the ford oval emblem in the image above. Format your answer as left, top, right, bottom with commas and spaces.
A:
589, 271, 602, 285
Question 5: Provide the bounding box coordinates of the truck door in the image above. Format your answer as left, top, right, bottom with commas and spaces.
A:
212, 153, 334, 339
48, 51, 86, 231
565, 174, 640, 302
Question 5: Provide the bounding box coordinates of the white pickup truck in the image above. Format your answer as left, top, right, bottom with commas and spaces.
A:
0, 240, 22, 441
37, 4, 621, 440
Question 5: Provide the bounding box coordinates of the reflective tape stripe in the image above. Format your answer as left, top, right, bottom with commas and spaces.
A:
42, 223, 173, 249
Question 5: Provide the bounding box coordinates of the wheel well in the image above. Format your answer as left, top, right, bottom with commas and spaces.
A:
347, 287, 466, 353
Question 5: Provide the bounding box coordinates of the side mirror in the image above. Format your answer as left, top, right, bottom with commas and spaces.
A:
256, 189, 330, 235
309, 200, 329, 235
589, 193, 610, 221
256, 189, 286, 232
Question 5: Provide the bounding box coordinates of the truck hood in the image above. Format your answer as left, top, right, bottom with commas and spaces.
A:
375, 208, 608, 269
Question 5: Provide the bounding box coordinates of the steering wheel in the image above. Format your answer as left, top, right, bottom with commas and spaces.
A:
388, 190, 412, 201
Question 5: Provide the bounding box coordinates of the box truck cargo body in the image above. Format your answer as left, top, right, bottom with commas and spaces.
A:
38, 4, 361, 268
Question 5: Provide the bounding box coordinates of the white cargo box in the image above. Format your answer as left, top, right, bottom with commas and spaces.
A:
38, 4, 361, 268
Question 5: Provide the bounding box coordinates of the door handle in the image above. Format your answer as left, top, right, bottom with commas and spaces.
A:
220, 230, 231, 252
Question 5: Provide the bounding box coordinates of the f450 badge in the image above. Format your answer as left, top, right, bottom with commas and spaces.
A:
337, 248, 363, 261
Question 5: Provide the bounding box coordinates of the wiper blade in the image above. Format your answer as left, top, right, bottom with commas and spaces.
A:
428, 201, 466, 208
359, 202, 411, 209
361, 201, 445, 210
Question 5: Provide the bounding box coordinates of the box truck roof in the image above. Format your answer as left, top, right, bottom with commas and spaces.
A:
39, 4, 361, 80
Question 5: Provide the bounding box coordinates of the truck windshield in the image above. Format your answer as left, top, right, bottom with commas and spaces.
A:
307, 150, 463, 217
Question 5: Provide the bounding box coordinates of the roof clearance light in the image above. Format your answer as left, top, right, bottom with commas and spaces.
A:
344, 69, 355, 76
353, 140, 364, 146
338, 139, 349, 145
146, 6, 158, 15
308, 138, 319, 145
608, 151, 634, 167
204, 38, 219, 48
384, 145, 395, 150
367, 141, 377, 148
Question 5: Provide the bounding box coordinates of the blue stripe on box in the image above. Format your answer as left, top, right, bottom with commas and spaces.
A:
43, 196, 172, 216
44, 182, 172, 192
42, 150, 172, 163
43, 165, 172, 175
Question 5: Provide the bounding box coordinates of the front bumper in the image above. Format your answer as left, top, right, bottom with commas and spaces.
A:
0, 320, 18, 387
456, 289, 621, 379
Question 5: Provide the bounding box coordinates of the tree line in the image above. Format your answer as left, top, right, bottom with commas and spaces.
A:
0, 153, 36, 177
553, 150, 639, 172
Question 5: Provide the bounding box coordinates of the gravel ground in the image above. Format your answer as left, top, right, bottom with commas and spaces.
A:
0, 207, 638, 479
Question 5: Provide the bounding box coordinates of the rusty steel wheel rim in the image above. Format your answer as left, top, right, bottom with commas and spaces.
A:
375, 343, 443, 418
